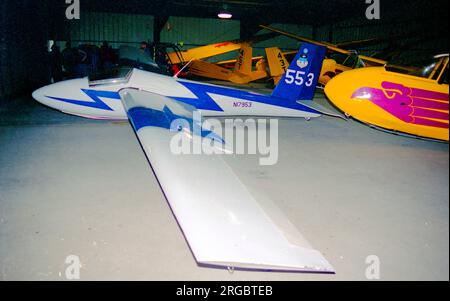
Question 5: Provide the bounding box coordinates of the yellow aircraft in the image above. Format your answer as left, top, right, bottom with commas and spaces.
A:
167, 41, 242, 64
325, 54, 449, 141
263, 47, 292, 85
187, 43, 269, 84
166, 32, 280, 64
187, 44, 296, 85
259, 25, 389, 85
212, 48, 296, 85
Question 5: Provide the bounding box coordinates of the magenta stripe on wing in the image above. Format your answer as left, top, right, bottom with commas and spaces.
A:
411, 97, 449, 111
413, 108, 449, 121
413, 117, 449, 129
411, 88, 449, 102
351, 82, 449, 129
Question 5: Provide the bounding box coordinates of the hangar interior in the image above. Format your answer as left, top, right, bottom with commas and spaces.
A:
0, 0, 448, 280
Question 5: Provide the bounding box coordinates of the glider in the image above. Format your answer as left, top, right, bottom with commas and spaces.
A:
189, 45, 295, 86
325, 54, 449, 141
187, 43, 273, 85
166, 32, 281, 64
32, 43, 335, 272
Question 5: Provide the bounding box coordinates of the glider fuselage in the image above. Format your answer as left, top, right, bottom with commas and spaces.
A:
325, 65, 449, 141
32, 68, 321, 120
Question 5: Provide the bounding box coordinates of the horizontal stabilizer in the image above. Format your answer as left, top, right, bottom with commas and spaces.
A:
297, 99, 347, 119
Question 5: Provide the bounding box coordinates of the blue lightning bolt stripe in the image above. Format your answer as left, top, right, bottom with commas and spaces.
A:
127, 106, 224, 143
45, 81, 319, 115
171, 82, 225, 111
46, 89, 120, 111
172, 81, 319, 113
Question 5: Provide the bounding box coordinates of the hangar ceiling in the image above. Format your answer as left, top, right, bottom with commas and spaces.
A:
79, 0, 362, 25
47, 0, 448, 49
55, 0, 447, 26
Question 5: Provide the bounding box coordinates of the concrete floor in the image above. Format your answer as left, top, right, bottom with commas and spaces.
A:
0, 92, 448, 281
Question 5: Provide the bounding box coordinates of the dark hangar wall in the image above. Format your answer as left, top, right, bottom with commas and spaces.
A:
0, 1, 50, 106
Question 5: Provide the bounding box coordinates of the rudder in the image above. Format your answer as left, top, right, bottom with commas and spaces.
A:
265, 47, 289, 85
271, 43, 327, 101
233, 43, 253, 75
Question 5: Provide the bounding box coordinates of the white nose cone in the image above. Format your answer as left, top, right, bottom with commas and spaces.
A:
31, 78, 127, 120
32, 85, 51, 107
31, 78, 88, 112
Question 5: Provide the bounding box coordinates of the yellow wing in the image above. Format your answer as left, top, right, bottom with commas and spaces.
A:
167, 41, 242, 64
259, 25, 387, 66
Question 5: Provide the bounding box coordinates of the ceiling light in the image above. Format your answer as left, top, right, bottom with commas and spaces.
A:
218, 12, 232, 19
218, 4, 232, 19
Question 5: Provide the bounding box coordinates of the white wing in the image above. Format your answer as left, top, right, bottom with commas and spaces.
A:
119, 88, 334, 273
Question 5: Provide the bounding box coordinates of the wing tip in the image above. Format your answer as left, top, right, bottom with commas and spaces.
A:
197, 260, 335, 274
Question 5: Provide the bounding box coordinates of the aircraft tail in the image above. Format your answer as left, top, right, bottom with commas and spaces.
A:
265, 47, 289, 85
233, 43, 253, 75
271, 43, 327, 101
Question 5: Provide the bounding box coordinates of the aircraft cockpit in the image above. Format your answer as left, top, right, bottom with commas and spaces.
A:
386, 54, 449, 84
88, 45, 165, 87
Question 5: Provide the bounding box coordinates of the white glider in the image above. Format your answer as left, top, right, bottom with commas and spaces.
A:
32, 43, 335, 273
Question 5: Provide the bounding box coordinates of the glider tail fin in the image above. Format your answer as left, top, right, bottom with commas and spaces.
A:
233, 43, 253, 75
265, 47, 289, 85
271, 43, 327, 102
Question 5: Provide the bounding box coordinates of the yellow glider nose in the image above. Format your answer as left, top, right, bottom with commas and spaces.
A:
324, 69, 352, 112
324, 66, 449, 141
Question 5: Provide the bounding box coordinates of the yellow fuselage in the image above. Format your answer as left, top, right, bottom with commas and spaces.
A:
325, 67, 449, 141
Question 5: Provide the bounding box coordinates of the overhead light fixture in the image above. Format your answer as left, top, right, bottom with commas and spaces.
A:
218, 12, 232, 19
218, 4, 232, 19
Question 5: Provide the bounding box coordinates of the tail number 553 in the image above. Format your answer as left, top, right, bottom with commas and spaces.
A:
285, 69, 315, 87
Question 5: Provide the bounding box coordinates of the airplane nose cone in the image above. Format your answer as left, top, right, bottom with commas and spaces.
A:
324, 72, 346, 103
324, 68, 360, 111
32, 86, 50, 106
31, 78, 89, 111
